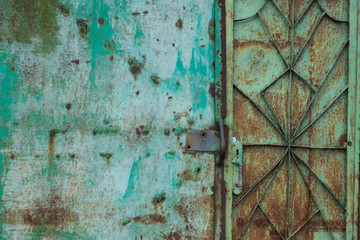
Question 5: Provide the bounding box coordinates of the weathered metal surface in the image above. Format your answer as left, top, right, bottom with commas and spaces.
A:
0, 0, 218, 239
229, 0, 358, 239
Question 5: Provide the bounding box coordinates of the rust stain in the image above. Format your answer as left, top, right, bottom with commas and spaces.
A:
174, 112, 189, 120
65, 103, 71, 110
136, 125, 149, 138
6, 194, 77, 226
160, 231, 191, 240
133, 214, 166, 224
234, 39, 274, 50
208, 82, 215, 98
57, 4, 70, 15
338, 133, 347, 146
152, 192, 166, 213
71, 59, 79, 65
49, 129, 60, 157
76, 18, 90, 37
150, 75, 160, 85
97, 17, 105, 25
177, 167, 202, 182
175, 19, 183, 29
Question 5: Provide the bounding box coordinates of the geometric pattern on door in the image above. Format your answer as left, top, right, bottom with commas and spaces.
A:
232, 0, 349, 239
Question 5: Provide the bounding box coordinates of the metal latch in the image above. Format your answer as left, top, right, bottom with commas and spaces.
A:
232, 140, 243, 195
185, 118, 226, 164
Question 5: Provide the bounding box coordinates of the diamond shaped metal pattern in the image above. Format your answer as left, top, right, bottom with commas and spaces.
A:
232, 0, 349, 239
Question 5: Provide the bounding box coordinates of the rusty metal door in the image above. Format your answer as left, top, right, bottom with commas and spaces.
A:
226, 0, 359, 239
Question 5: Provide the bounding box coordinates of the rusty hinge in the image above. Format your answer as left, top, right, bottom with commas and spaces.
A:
185, 118, 226, 165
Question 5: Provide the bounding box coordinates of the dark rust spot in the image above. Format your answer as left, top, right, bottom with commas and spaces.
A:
168, 96, 173, 100
71, 60, 79, 65
66, 103, 71, 110
132, 12, 140, 16
338, 133, 347, 145
122, 217, 132, 226
143, 11, 149, 15
110, 55, 114, 61
128, 58, 144, 79
10, 154, 15, 159
136, 90, 140, 96
76, 18, 90, 37
100, 152, 113, 165
150, 75, 160, 85
152, 192, 166, 205
208, 82, 215, 98
97, 17, 104, 25
49, 129, 60, 157
58, 4, 70, 15
133, 214, 166, 224
164, 129, 170, 136
136, 125, 149, 138
175, 19, 183, 29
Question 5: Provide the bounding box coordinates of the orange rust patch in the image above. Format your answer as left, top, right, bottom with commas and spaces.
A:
234, 39, 274, 50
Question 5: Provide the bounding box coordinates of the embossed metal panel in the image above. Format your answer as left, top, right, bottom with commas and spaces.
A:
231, 0, 353, 239
0, 1, 219, 239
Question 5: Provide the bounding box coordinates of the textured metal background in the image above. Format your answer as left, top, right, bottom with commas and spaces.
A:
0, 0, 217, 239
231, 0, 352, 239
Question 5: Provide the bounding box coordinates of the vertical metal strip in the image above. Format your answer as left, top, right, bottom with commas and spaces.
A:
346, 0, 359, 239
214, 0, 227, 239
224, 0, 234, 239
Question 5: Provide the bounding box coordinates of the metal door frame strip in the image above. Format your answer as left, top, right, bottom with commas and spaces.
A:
223, 0, 360, 239
214, 0, 227, 239
223, 0, 234, 239
347, 0, 360, 239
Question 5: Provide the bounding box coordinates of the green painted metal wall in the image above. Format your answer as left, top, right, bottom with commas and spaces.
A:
0, 0, 218, 239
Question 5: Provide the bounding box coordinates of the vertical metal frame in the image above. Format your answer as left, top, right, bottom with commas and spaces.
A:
224, 0, 234, 239
347, 0, 360, 239
214, 0, 227, 239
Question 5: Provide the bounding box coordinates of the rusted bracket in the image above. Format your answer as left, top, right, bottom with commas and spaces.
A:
185, 118, 226, 164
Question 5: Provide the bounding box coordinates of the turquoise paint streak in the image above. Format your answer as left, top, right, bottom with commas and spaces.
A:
77, 1, 119, 88
122, 156, 142, 200
0, 52, 18, 234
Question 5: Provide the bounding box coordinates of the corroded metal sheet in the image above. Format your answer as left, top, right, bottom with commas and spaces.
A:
231, 0, 351, 239
0, 0, 217, 239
